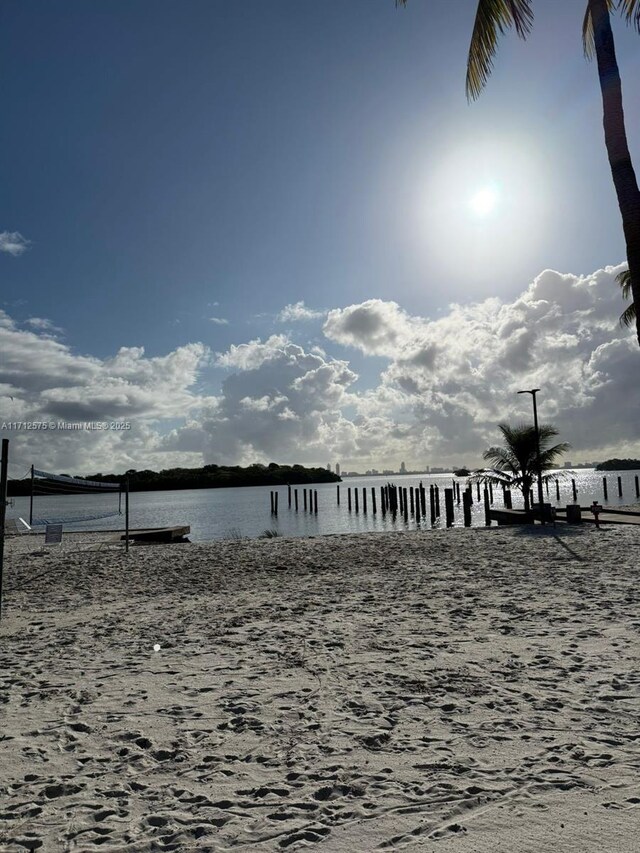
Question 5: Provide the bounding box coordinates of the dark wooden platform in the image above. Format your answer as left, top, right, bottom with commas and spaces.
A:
489, 507, 640, 527
120, 526, 191, 543
489, 508, 534, 525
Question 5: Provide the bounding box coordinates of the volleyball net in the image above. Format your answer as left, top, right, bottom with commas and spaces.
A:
29, 468, 124, 527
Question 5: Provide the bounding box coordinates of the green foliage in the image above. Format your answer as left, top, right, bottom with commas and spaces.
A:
470, 422, 570, 510
616, 268, 636, 328
596, 458, 640, 470
8, 463, 340, 496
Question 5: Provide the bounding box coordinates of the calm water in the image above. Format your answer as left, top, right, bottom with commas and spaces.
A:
6, 470, 639, 542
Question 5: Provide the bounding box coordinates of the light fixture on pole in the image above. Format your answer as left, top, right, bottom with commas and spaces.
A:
517, 388, 545, 525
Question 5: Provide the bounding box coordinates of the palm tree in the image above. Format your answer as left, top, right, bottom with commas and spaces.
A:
617, 267, 635, 328
396, 1, 640, 346
470, 422, 571, 512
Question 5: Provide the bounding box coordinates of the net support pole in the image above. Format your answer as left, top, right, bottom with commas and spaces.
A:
29, 464, 34, 526
0, 439, 9, 622
125, 477, 130, 553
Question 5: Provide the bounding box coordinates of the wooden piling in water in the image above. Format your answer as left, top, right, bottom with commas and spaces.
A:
348, 487, 352, 511
435, 485, 440, 518
572, 479, 578, 502
336, 485, 340, 506
380, 486, 386, 515
275, 492, 278, 515
555, 479, 560, 501
303, 489, 308, 512
463, 491, 472, 527
355, 488, 359, 513
420, 485, 426, 516
430, 485, 436, 524
362, 487, 367, 514
295, 489, 299, 511
288, 484, 291, 508
314, 490, 318, 514
603, 477, 608, 501
444, 488, 454, 528
270, 491, 274, 514
618, 476, 623, 498
410, 487, 415, 515
372, 487, 377, 515
403, 488, 408, 521
636, 475, 639, 498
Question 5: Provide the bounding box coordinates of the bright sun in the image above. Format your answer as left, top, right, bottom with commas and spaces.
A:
469, 186, 499, 217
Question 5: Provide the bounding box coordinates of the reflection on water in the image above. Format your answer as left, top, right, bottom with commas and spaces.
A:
7, 470, 639, 542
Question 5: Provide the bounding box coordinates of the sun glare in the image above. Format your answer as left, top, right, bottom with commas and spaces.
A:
469, 186, 499, 217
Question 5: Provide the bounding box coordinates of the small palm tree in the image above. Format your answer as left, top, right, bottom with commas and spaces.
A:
617, 267, 635, 328
470, 422, 571, 512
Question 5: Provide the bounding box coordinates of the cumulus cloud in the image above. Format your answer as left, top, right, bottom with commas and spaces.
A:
327, 264, 639, 465
209, 316, 229, 325
2, 263, 638, 474
278, 301, 325, 322
0, 315, 212, 472
0, 231, 31, 256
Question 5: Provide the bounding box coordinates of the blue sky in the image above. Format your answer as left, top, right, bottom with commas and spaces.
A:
2, 0, 640, 474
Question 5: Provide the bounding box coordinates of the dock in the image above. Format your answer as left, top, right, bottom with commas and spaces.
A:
120, 526, 191, 543
489, 507, 640, 526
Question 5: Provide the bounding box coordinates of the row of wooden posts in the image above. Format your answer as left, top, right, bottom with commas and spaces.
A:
271, 473, 640, 526
271, 481, 499, 528
528, 474, 640, 506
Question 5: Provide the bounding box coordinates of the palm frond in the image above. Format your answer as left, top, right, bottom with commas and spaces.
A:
616, 267, 632, 300
620, 302, 637, 328
466, 0, 534, 100
615, 267, 635, 326
620, 0, 640, 33
583, 0, 619, 59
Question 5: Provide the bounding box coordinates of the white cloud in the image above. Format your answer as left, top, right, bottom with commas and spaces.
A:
0, 231, 31, 256
2, 263, 638, 474
25, 317, 64, 335
326, 263, 639, 465
209, 316, 229, 325
278, 301, 325, 322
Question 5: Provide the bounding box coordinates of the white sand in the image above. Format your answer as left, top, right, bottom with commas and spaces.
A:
1, 526, 639, 852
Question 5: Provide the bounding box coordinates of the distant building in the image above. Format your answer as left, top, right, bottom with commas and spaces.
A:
335, 463, 341, 476
400, 461, 407, 474
327, 462, 331, 471
564, 461, 573, 468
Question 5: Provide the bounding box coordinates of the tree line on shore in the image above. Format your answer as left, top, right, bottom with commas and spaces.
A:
7, 463, 340, 495
595, 459, 640, 471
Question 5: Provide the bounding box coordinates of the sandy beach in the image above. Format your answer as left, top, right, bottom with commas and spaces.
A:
1, 526, 639, 852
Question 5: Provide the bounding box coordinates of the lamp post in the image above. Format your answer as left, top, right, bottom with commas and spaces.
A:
517, 388, 545, 525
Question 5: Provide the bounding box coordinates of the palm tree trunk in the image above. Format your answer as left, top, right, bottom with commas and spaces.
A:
590, 0, 640, 346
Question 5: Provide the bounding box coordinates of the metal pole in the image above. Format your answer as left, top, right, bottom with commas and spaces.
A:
0, 439, 9, 621
125, 477, 130, 553
531, 391, 545, 525
29, 464, 34, 526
